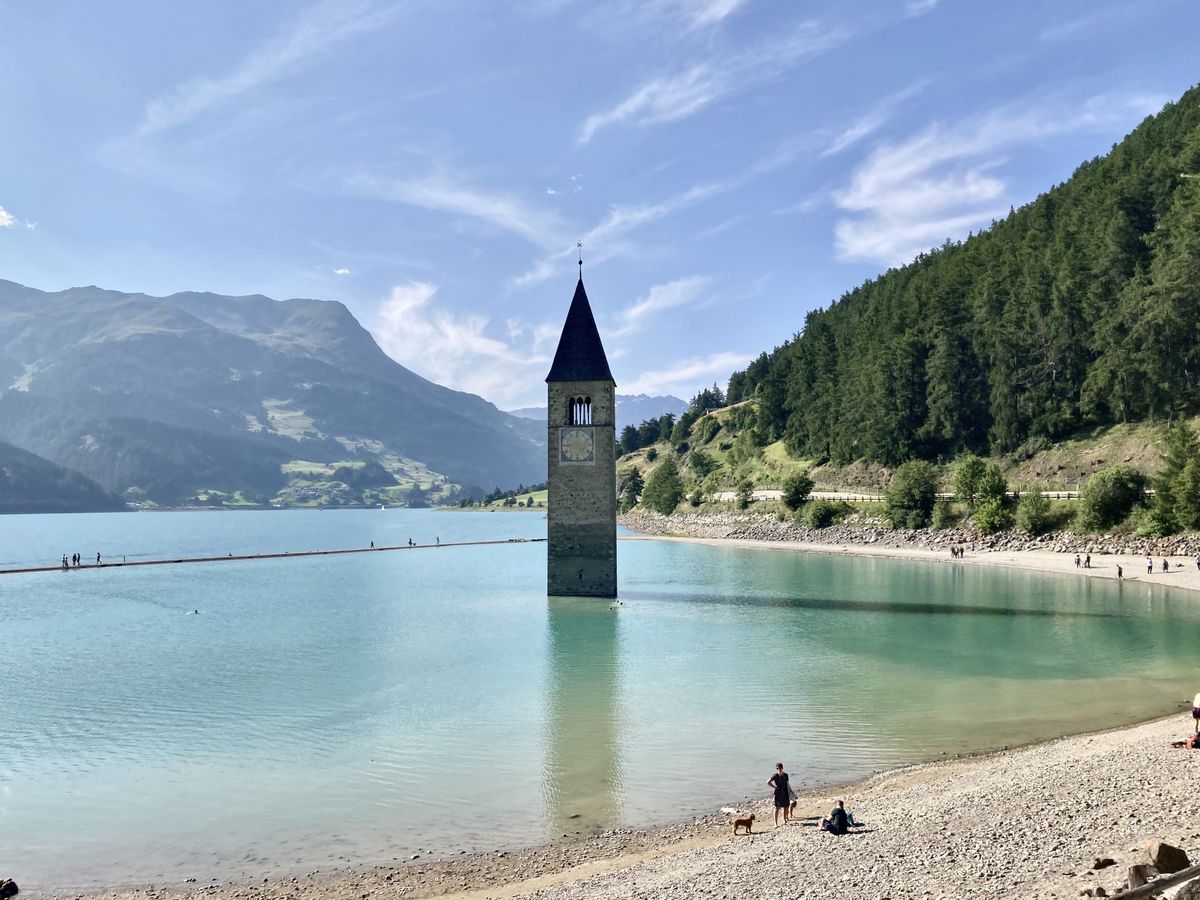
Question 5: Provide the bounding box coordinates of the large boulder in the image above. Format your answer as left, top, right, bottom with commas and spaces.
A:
1177, 877, 1200, 900
1145, 839, 1191, 874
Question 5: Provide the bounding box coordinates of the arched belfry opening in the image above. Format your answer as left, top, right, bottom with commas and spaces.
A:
545, 274, 617, 598
569, 397, 593, 425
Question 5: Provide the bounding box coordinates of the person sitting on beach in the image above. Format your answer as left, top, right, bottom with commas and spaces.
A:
1169, 733, 1200, 749
821, 800, 851, 835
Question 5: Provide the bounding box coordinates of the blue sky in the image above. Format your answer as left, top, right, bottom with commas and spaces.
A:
1, 0, 1196, 409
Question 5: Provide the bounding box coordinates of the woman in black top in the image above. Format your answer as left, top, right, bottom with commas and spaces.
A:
768, 763, 791, 827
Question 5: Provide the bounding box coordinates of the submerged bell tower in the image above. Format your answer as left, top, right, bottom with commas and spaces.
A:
545, 264, 617, 598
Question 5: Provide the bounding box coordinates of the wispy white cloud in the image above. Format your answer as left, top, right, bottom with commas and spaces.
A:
333, 266, 351, 275
345, 171, 565, 249
138, 0, 399, 135
621, 350, 751, 396
821, 80, 930, 157
372, 281, 552, 404
1039, 7, 1129, 43
695, 215, 747, 240
671, 0, 748, 28
610, 277, 710, 338
512, 139, 808, 290
578, 20, 848, 142
904, 0, 939, 17
832, 90, 1168, 266
0, 206, 13, 228
543, 0, 746, 32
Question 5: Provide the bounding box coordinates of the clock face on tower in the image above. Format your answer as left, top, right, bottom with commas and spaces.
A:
559, 426, 596, 464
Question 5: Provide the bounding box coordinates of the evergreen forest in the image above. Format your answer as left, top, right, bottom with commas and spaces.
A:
726, 85, 1200, 467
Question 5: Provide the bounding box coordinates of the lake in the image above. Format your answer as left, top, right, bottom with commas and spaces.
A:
1, 509, 1197, 891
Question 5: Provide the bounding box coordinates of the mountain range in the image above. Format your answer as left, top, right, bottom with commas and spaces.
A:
508, 394, 689, 431
0, 281, 545, 507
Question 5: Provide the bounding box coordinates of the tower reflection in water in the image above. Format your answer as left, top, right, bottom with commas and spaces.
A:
542, 598, 624, 835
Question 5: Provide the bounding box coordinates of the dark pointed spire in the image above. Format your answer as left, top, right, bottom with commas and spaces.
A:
545, 277, 615, 384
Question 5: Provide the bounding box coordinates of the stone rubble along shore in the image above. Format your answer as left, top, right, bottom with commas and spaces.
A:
620, 509, 1200, 557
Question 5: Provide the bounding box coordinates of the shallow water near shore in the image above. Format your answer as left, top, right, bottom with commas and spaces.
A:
1, 509, 1198, 891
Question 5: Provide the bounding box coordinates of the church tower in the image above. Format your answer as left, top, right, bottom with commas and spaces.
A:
546, 273, 617, 598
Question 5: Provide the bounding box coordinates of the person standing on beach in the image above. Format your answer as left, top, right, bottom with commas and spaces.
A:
1117, 565, 1123, 580
1147, 555, 1154, 574
768, 763, 791, 827
1193, 691, 1200, 734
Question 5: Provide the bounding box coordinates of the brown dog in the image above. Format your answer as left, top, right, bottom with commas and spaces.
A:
732, 813, 754, 835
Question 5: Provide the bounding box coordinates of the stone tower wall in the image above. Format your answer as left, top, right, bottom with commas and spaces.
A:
547, 379, 617, 597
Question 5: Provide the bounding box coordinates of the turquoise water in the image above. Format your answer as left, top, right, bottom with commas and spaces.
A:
2, 509, 1199, 891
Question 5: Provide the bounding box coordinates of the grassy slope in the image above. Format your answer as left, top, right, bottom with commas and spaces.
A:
617, 404, 1182, 504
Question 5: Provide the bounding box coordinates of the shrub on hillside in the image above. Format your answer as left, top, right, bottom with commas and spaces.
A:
619, 467, 644, 512
695, 416, 721, 445
973, 495, 1013, 533
1014, 490, 1052, 535
953, 455, 987, 508
781, 470, 815, 511
735, 479, 754, 510
689, 450, 716, 478
804, 499, 849, 528
1076, 464, 1148, 531
641, 456, 683, 515
884, 460, 938, 528
954, 454, 1007, 509
930, 501, 953, 530
645, 447, 658, 462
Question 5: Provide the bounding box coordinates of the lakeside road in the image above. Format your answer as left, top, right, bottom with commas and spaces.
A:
48, 530, 1200, 900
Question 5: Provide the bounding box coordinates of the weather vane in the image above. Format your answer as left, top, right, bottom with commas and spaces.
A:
577, 241, 584, 275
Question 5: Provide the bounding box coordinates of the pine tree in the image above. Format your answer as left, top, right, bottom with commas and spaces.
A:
641, 457, 683, 515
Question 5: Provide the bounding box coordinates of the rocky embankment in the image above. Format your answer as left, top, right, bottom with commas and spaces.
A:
620, 510, 1200, 558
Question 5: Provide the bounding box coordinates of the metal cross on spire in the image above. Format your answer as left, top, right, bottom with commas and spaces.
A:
576, 241, 584, 276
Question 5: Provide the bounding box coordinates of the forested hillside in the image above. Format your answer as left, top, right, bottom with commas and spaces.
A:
728, 84, 1200, 466
0, 440, 125, 514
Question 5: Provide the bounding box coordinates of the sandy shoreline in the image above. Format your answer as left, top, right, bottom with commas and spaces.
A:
620, 531, 1200, 595
42, 534, 1200, 900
